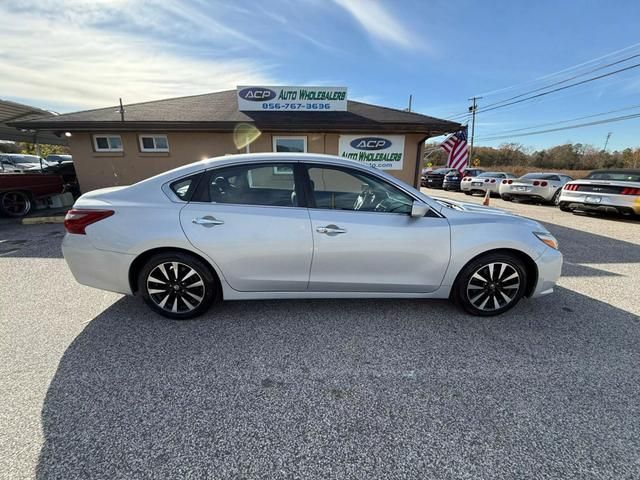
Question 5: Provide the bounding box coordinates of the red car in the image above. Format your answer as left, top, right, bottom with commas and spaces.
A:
0, 172, 64, 217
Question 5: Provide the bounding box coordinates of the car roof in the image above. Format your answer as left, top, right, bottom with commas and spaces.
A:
589, 169, 640, 175
140, 152, 395, 185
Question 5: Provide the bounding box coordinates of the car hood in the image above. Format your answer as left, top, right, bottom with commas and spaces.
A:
431, 196, 546, 230
432, 196, 511, 215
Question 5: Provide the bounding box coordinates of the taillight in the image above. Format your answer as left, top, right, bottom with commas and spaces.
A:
508, 180, 513, 184
490, 179, 496, 183
64, 209, 114, 235
533, 181, 540, 186
621, 187, 640, 195
564, 184, 579, 191
540, 181, 548, 187
501, 180, 506, 184
484, 179, 489, 183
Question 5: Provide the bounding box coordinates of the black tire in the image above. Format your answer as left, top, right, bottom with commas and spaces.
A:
463, 191, 472, 195
559, 204, 573, 212
453, 252, 527, 316
137, 252, 219, 320
550, 189, 561, 206
501, 195, 512, 202
0, 191, 32, 217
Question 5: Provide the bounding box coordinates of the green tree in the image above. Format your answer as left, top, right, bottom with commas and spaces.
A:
17, 142, 71, 157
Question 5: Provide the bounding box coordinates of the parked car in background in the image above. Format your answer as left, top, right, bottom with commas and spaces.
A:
461, 172, 517, 196
421, 167, 458, 188
559, 169, 640, 217
443, 168, 484, 191
499, 173, 573, 205
42, 158, 79, 197
0, 172, 64, 217
45, 154, 72, 164
62, 153, 562, 319
0, 154, 48, 173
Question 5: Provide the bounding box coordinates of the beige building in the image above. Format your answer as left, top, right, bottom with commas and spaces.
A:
12, 89, 459, 193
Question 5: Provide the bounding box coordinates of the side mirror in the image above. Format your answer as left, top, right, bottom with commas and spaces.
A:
411, 201, 430, 218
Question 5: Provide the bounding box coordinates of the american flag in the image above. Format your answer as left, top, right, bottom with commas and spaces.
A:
440, 128, 469, 173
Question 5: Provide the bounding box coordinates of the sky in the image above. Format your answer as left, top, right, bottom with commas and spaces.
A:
2, 0, 640, 151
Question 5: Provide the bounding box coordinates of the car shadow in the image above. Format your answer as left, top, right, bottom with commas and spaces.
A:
37, 289, 639, 479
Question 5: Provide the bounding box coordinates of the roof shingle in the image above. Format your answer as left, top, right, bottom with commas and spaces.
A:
10, 90, 460, 134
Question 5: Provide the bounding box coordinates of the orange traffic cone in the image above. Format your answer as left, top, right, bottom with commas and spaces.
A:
482, 188, 491, 206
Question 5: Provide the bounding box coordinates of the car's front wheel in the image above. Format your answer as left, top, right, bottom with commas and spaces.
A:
138, 252, 218, 319
453, 253, 527, 316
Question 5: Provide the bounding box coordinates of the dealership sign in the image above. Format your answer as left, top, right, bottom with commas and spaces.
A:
339, 134, 405, 170
237, 86, 347, 111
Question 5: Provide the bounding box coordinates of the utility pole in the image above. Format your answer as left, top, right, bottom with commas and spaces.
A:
603, 132, 612, 151
407, 94, 413, 112
468, 96, 482, 167
118, 98, 125, 122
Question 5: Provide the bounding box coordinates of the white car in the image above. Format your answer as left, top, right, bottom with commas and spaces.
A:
499, 173, 573, 205
0, 154, 48, 172
559, 169, 640, 217
62, 153, 562, 319
461, 172, 517, 196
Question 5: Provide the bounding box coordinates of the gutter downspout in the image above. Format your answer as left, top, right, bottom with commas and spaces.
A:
413, 134, 430, 189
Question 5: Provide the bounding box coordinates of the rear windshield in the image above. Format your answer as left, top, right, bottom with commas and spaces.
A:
520, 173, 559, 180
477, 172, 504, 178
587, 171, 640, 182
432, 168, 453, 174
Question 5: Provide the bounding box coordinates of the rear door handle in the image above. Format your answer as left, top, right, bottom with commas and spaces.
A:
192, 215, 224, 227
316, 224, 347, 235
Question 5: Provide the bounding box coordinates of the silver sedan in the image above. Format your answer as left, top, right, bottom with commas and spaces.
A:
62, 154, 562, 319
500, 173, 573, 205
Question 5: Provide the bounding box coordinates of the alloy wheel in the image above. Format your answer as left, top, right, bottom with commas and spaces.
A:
466, 262, 521, 312
146, 261, 206, 314
1, 192, 31, 217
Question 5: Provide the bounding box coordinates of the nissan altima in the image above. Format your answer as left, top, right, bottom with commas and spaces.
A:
62, 153, 562, 319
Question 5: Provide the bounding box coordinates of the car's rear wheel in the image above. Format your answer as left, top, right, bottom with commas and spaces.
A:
550, 189, 561, 205
453, 253, 527, 316
0, 191, 32, 217
138, 252, 218, 319
559, 203, 573, 212
501, 195, 512, 202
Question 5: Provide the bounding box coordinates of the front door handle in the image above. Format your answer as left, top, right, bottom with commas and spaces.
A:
316, 224, 347, 235
192, 215, 224, 227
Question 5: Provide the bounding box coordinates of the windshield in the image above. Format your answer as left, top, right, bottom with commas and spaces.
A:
10, 155, 41, 164
587, 171, 640, 182
432, 168, 453, 174
477, 172, 504, 178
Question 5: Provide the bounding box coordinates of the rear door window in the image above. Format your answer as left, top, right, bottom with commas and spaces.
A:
200, 163, 302, 207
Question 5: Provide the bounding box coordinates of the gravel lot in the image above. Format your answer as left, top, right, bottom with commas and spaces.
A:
1, 195, 638, 480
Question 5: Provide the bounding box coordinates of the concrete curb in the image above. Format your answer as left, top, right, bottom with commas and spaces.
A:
21, 216, 65, 225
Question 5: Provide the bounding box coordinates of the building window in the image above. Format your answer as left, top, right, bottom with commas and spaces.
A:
139, 134, 169, 152
273, 136, 307, 153
93, 135, 123, 152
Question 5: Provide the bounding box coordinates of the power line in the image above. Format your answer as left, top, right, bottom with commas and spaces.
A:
474, 53, 640, 113
466, 61, 640, 117
479, 104, 640, 136
476, 112, 640, 142
475, 41, 640, 98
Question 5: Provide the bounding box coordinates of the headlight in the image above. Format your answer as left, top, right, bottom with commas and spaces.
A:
533, 231, 558, 249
